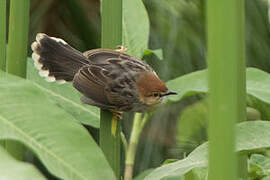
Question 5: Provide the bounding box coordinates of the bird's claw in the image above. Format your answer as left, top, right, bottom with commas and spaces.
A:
115, 45, 128, 53
110, 110, 123, 136
111, 110, 123, 120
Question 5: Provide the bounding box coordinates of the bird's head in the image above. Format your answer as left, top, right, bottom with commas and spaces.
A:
136, 72, 177, 106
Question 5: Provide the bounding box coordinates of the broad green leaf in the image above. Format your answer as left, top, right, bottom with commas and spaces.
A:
145, 121, 270, 180
166, 68, 270, 104
166, 69, 208, 102
162, 159, 179, 166
247, 95, 269, 120
246, 68, 270, 105
145, 142, 207, 180
0, 146, 45, 180
0, 71, 115, 180
27, 59, 100, 128
123, 0, 149, 58
176, 100, 261, 155
249, 154, 270, 179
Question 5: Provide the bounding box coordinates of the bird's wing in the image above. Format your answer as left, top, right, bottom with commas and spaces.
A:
83, 49, 128, 64
73, 65, 110, 105
72, 64, 127, 108
83, 49, 153, 72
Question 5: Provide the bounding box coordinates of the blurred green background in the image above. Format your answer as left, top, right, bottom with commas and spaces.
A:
11, 0, 270, 178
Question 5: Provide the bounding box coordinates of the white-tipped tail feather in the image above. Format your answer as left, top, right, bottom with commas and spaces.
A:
30, 33, 87, 84
56, 79, 66, 84
36, 33, 45, 42
32, 34, 56, 83
31, 41, 38, 52
50, 37, 67, 45
38, 69, 49, 77
31, 33, 57, 81
31, 52, 40, 62
46, 76, 56, 82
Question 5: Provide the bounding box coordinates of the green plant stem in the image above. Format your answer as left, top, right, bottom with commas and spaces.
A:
124, 113, 149, 180
121, 132, 128, 155
100, 0, 122, 178
100, 111, 121, 178
207, 0, 246, 180
5, 0, 30, 160
6, 0, 30, 77
0, 0, 6, 147
0, 0, 6, 71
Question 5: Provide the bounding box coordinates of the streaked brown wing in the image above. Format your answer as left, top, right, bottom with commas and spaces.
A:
83, 49, 153, 72
73, 64, 127, 109
83, 49, 128, 64
73, 65, 110, 106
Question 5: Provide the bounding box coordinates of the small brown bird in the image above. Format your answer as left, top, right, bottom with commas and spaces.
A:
31, 33, 177, 117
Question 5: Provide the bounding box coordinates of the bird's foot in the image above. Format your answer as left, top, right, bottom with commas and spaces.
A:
110, 110, 123, 120
115, 45, 128, 53
110, 110, 123, 136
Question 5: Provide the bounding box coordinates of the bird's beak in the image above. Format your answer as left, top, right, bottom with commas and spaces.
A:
162, 90, 178, 96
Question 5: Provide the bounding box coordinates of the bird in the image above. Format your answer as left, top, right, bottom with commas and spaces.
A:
31, 33, 177, 119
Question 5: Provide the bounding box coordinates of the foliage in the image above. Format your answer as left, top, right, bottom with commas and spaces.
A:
123, 0, 149, 58
1, 0, 154, 179
3, 64, 269, 179
1, 0, 270, 179
145, 121, 270, 180
166, 68, 270, 104
27, 60, 100, 128
249, 154, 270, 180
0, 146, 45, 180
0, 71, 115, 180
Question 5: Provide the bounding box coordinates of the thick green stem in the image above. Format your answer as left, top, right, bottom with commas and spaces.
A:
5, 0, 30, 160
207, 0, 246, 179
100, 1, 122, 178
6, 0, 30, 77
124, 113, 149, 180
121, 132, 128, 155
0, 0, 6, 71
100, 111, 121, 178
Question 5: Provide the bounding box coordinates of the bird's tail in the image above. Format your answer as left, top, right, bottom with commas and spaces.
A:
31, 33, 89, 83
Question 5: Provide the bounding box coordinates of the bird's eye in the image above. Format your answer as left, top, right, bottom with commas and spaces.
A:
153, 92, 159, 97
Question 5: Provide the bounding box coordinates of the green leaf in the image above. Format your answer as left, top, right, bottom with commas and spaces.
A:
123, 0, 149, 58
162, 159, 179, 166
0, 71, 115, 180
144, 49, 163, 60
27, 59, 100, 128
145, 121, 270, 180
166, 69, 208, 102
249, 154, 270, 178
246, 68, 270, 105
176, 100, 262, 156
166, 68, 270, 104
0, 146, 45, 180
247, 96, 270, 120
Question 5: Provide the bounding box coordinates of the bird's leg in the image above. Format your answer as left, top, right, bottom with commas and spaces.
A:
111, 110, 123, 120
110, 110, 123, 136
115, 45, 128, 53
